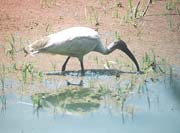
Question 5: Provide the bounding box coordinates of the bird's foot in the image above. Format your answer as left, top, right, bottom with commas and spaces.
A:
80, 72, 85, 76
61, 66, 66, 72
61, 68, 66, 75
80, 70, 85, 76
136, 70, 144, 75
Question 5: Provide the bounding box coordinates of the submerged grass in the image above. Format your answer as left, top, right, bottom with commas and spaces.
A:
0, 64, 7, 111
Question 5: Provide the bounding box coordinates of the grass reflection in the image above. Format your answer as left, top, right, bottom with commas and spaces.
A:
32, 87, 102, 115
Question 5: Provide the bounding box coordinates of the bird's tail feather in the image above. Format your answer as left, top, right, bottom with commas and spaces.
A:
28, 36, 50, 55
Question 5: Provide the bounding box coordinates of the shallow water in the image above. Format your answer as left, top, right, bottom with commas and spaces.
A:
0, 68, 180, 133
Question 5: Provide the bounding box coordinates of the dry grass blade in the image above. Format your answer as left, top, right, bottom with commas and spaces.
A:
134, 1, 141, 18
143, 0, 151, 16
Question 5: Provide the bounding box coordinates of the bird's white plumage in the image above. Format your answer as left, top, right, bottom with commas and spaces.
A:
32, 27, 105, 58
47, 27, 99, 46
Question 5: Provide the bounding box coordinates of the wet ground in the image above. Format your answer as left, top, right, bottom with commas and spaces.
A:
0, 66, 180, 133
0, 1, 180, 132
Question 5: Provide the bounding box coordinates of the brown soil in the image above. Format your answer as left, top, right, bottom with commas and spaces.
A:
0, 0, 180, 72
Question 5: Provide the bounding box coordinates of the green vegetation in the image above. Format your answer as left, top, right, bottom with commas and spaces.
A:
128, 0, 134, 18
32, 87, 101, 113
166, 0, 176, 10
114, 31, 121, 41
93, 56, 99, 65
6, 34, 16, 60
21, 63, 45, 83
122, 0, 137, 23
112, 0, 122, 18
50, 61, 57, 71
141, 51, 165, 74
40, 0, 56, 8
0, 64, 6, 111
22, 63, 35, 83
85, 6, 100, 26
0, 0, 177, 117
104, 60, 117, 69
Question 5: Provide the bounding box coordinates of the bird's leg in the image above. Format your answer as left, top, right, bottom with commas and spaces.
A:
62, 56, 70, 72
79, 59, 85, 75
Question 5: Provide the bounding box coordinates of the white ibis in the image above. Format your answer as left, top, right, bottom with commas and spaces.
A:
28, 27, 140, 73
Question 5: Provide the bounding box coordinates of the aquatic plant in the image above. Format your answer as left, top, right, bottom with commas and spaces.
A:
142, 51, 158, 73
169, 65, 173, 85
22, 63, 35, 83
6, 34, 16, 60
37, 71, 44, 81
0, 64, 6, 111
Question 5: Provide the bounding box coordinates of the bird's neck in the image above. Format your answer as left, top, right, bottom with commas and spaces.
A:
93, 42, 116, 55
100, 42, 115, 55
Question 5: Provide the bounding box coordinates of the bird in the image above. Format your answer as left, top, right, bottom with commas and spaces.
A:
28, 27, 140, 74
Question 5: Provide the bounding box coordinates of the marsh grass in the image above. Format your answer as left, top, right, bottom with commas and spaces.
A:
114, 31, 121, 41
166, 0, 176, 10
0, 86, 6, 112
129, 0, 134, 18
140, 51, 174, 88
177, 8, 180, 15
93, 56, 99, 65
85, 6, 100, 26
32, 87, 102, 114
142, 52, 158, 73
40, 0, 56, 8
37, 71, 44, 81
50, 61, 57, 71
6, 34, 16, 60
12, 63, 18, 71
123, 0, 153, 24
169, 65, 173, 85
123, 0, 136, 23
0, 64, 7, 111
112, 0, 122, 18
104, 60, 117, 69
167, 15, 175, 31
45, 24, 53, 34
5, 33, 26, 61
22, 63, 35, 83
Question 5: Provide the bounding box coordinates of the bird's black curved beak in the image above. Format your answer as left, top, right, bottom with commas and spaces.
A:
118, 42, 140, 72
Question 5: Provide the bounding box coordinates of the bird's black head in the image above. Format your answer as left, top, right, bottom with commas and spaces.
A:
115, 40, 140, 72
114, 40, 127, 49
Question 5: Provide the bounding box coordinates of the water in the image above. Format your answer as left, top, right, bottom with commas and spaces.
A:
0, 69, 180, 133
